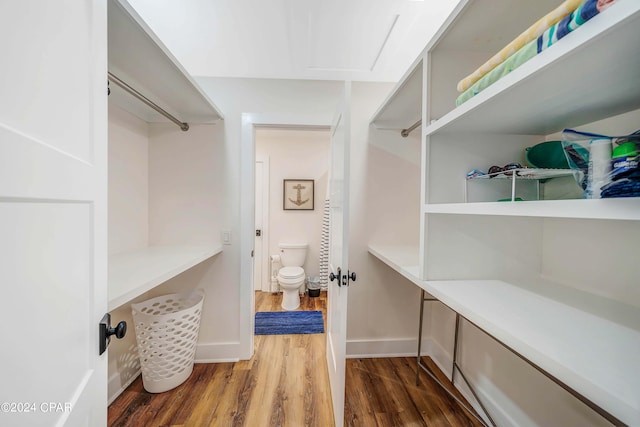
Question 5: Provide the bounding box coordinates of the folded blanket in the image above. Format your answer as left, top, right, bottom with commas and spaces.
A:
538, 0, 616, 52
456, 41, 537, 106
456, 0, 583, 93
456, 0, 616, 106
601, 179, 640, 198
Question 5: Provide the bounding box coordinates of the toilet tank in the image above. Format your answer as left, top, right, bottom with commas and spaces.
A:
278, 243, 308, 267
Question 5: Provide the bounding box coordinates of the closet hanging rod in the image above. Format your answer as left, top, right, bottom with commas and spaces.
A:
401, 119, 421, 137
108, 72, 189, 131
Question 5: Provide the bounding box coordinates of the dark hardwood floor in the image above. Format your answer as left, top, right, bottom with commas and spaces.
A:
108, 291, 482, 426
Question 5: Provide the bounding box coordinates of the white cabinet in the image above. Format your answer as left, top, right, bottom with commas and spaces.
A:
369, 0, 640, 425
107, 0, 223, 310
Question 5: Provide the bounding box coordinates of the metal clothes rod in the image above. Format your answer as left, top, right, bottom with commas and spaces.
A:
401, 119, 421, 137
108, 72, 189, 132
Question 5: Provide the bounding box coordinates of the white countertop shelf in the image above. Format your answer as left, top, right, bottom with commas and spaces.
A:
108, 245, 223, 310
108, 0, 223, 124
368, 244, 421, 282
424, 1, 640, 137
422, 279, 640, 426
369, 244, 640, 424
423, 197, 640, 221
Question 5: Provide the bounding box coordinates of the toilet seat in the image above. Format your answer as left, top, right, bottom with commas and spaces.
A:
278, 266, 304, 280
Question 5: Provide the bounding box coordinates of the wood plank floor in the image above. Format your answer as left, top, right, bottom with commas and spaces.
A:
108, 291, 483, 427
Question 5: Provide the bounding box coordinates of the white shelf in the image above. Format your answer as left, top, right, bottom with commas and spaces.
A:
369, 59, 423, 130
422, 279, 640, 426
424, 198, 640, 221
425, 1, 640, 136
108, 245, 223, 310
108, 0, 223, 124
368, 245, 421, 282
368, 245, 640, 424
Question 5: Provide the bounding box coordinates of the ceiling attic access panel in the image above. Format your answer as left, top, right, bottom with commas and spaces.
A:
107, 0, 223, 125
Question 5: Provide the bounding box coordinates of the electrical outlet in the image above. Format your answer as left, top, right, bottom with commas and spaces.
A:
222, 230, 232, 245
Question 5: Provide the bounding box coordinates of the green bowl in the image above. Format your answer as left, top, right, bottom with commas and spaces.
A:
525, 141, 569, 169
613, 141, 638, 159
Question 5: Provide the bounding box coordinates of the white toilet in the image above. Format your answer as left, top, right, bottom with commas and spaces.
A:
277, 242, 308, 310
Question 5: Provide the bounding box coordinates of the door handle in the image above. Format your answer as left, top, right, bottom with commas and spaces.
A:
329, 267, 342, 287
341, 270, 356, 287
99, 313, 127, 355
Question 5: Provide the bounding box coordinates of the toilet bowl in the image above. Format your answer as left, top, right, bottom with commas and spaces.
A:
276, 243, 308, 310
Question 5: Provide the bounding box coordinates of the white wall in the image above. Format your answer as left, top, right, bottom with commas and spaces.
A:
107, 104, 227, 402
108, 104, 148, 255
195, 77, 429, 361
256, 128, 330, 281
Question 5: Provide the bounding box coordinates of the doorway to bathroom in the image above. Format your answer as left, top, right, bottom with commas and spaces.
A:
253, 127, 331, 313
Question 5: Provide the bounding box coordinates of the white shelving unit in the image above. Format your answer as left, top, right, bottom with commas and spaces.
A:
108, 245, 222, 311
367, 245, 420, 282
369, 0, 640, 424
108, 0, 223, 124
107, 0, 224, 310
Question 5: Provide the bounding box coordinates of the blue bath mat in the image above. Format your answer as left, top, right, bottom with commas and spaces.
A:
255, 310, 324, 335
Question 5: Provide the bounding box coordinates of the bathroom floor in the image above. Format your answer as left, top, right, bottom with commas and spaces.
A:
108, 291, 481, 426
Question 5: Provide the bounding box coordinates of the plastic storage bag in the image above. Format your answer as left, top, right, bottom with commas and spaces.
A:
562, 129, 640, 198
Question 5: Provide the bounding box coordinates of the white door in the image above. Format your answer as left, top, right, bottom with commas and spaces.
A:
326, 81, 352, 427
0, 2, 108, 426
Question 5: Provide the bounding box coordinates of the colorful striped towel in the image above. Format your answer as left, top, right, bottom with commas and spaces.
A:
456, 0, 616, 106
456, 0, 583, 93
537, 0, 616, 52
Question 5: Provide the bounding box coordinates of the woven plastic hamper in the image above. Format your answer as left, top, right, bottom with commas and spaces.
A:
131, 289, 204, 393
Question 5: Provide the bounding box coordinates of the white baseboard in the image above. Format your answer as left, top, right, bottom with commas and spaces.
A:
194, 341, 241, 363
346, 337, 418, 358
108, 369, 141, 405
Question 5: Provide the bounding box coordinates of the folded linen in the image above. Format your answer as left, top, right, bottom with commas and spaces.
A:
456, 41, 537, 106
456, 0, 616, 106
538, 0, 616, 52
456, 0, 583, 93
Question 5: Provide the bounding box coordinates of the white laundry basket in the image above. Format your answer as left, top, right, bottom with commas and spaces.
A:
131, 289, 204, 393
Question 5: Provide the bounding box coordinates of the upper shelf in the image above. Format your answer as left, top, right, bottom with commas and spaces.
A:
108, 245, 223, 311
370, 59, 423, 130
108, 0, 223, 124
425, 1, 640, 136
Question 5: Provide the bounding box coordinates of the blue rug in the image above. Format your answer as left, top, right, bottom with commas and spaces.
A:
255, 310, 324, 335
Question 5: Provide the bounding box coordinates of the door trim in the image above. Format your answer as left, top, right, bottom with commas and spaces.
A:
239, 113, 331, 359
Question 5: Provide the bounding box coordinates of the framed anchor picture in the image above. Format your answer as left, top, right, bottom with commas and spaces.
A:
283, 179, 314, 210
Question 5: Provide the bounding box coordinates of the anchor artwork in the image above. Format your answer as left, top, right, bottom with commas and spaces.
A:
283, 179, 314, 210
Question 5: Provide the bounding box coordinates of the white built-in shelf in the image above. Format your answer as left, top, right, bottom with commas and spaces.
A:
108, 245, 223, 310
367, 245, 640, 425
370, 59, 423, 130
108, 0, 223, 124
423, 279, 640, 426
368, 245, 421, 282
423, 198, 640, 221
425, 1, 640, 136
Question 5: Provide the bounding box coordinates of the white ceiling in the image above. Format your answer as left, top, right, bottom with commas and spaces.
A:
126, 0, 459, 82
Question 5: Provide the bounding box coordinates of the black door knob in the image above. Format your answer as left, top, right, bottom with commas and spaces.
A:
330, 267, 342, 286
348, 271, 356, 282
107, 321, 127, 340
99, 313, 127, 355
